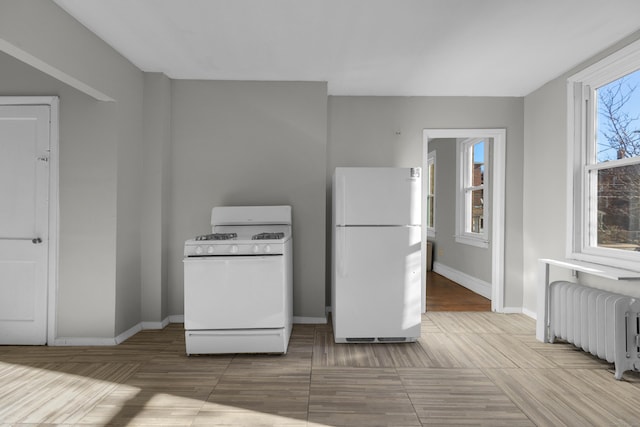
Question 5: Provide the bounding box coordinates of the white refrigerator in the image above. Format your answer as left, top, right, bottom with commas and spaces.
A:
332, 167, 422, 343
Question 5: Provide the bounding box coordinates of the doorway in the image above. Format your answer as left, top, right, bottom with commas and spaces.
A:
426, 271, 491, 311
422, 129, 505, 313
0, 97, 59, 344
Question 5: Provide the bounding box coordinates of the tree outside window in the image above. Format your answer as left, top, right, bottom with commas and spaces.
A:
594, 68, 640, 251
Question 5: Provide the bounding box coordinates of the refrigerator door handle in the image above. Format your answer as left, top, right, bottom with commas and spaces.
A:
339, 174, 346, 225
336, 227, 347, 277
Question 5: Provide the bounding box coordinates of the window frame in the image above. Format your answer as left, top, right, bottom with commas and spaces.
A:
426, 150, 436, 238
567, 38, 640, 271
456, 137, 490, 248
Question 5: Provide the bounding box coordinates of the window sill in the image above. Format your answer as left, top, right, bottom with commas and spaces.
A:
568, 251, 640, 273
540, 258, 640, 280
455, 234, 489, 249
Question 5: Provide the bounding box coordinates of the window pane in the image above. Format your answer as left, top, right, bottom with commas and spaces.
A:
596, 68, 640, 162
426, 161, 435, 229
470, 189, 484, 233
596, 164, 640, 250
472, 141, 485, 186
428, 162, 435, 194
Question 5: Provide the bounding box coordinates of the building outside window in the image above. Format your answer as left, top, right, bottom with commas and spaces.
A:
456, 137, 489, 248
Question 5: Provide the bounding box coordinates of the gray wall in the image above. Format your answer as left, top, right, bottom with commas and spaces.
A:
522, 30, 640, 313
0, 0, 146, 338
0, 51, 119, 337
141, 73, 172, 324
10, 0, 640, 341
328, 96, 524, 308
169, 80, 328, 320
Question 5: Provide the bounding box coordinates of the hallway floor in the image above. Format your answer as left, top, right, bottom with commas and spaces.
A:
426, 271, 491, 312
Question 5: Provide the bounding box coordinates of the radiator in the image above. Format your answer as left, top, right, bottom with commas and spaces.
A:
549, 281, 640, 380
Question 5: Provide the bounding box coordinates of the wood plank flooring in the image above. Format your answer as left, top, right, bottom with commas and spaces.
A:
1, 314, 639, 426
426, 271, 491, 311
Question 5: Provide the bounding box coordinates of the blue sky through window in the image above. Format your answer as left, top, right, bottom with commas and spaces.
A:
596, 68, 640, 161
473, 141, 485, 178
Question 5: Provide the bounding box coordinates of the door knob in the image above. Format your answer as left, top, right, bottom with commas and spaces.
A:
32, 237, 42, 244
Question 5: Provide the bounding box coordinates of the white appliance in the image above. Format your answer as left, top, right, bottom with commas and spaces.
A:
332, 167, 422, 343
183, 205, 293, 355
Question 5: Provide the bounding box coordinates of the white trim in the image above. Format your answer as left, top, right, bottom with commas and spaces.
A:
0, 96, 60, 346
115, 323, 143, 344
52, 319, 178, 346
53, 323, 142, 346
454, 234, 489, 248
423, 129, 506, 312
456, 137, 490, 247
501, 306, 537, 320
569, 38, 640, 87
169, 314, 185, 323
293, 316, 327, 324
0, 40, 114, 102
433, 261, 492, 300
53, 337, 119, 346
141, 317, 171, 330
566, 38, 640, 271
522, 307, 537, 319
426, 150, 436, 238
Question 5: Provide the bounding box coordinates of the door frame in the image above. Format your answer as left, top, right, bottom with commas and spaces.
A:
422, 129, 505, 313
0, 96, 59, 343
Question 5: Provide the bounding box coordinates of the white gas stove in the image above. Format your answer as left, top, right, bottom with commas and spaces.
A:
183, 205, 293, 355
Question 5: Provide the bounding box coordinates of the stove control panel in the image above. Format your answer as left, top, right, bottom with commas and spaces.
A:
184, 242, 285, 257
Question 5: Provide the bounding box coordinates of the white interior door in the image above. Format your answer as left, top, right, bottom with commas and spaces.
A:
0, 105, 50, 345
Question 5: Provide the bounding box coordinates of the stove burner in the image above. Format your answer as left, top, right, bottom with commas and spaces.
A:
252, 232, 285, 240
195, 233, 237, 241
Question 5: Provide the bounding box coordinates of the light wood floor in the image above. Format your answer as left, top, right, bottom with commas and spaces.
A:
426, 271, 491, 312
1, 315, 639, 426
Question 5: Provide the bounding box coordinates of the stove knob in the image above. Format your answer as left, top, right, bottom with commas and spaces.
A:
207, 246, 214, 254
230, 245, 239, 254
195, 246, 203, 255
252, 245, 260, 253
265, 245, 272, 253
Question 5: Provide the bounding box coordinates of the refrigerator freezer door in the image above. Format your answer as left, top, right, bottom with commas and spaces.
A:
332, 225, 422, 341
334, 167, 421, 226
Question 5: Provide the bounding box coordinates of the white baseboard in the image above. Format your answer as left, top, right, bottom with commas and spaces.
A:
169, 314, 184, 323
53, 337, 119, 346
433, 262, 492, 299
293, 316, 327, 324
51, 311, 331, 346
52, 316, 177, 346
141, 317, 171, 330
115, 323, 143, 344
521, 307, 537, 320
494, 306, 536, 320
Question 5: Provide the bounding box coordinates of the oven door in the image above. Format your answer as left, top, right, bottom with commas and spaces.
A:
184, 255, 285, 330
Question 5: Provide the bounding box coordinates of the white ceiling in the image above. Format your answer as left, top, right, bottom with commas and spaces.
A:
53, 0, 640, 96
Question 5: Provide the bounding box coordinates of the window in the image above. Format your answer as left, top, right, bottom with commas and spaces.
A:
426, 151, 436, 237
568, 39, 640, 270
456, 137, 489, 248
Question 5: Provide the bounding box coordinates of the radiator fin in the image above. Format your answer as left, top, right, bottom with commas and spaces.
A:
549, 281, 640, 380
